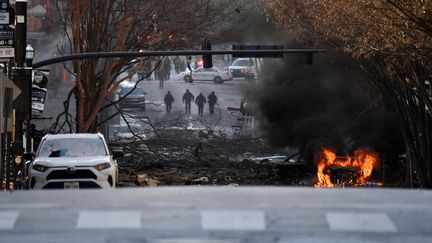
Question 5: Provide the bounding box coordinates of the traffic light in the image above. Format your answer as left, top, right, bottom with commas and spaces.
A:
202, 38, 212, 68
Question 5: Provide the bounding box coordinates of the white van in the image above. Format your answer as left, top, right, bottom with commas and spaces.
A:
228, 58, 260, 80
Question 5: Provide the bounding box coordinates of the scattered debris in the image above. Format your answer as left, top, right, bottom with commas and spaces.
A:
113, 119, 314, 187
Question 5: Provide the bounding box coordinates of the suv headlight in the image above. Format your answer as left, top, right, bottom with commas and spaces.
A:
32, 163, 49, 172
94, 162, 111, 171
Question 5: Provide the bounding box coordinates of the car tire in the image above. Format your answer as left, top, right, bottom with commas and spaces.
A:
214, 76, 224, 84
184, 75, 192, 83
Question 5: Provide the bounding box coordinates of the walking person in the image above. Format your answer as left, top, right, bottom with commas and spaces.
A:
164, 91, 175, 113
182, 89, 194, 114
208, 91, 217, 115
195, 92, 206, 116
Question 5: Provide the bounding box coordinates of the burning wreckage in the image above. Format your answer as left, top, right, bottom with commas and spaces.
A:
315, 147, 382, 187
115, 128, 383, 188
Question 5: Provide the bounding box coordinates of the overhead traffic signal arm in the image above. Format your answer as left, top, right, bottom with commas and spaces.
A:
32, 49, 327, 69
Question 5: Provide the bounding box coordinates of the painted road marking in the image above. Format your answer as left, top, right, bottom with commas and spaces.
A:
0, 203, 58, 209
200, 210, 265, 231
150, 239, 240, 243
76, 211, 141, 229
326, 212, 397, 232
0, 211, 19, 230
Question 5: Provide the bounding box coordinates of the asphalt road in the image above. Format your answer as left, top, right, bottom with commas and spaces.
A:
1, 187, 432, 243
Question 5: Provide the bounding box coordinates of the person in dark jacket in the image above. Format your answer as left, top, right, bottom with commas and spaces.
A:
195, 92, 206, 116
164, 91, 175, 113
182, 89, 194, 114
207, 91, 217, 114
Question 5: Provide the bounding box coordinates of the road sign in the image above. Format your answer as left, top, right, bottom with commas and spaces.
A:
0, 10, 9, 24
0, 47, 13, 57
0, 26, 14, 47
0, 0, 9, 10
32, 86, 47, 113
2, 73, 21, 100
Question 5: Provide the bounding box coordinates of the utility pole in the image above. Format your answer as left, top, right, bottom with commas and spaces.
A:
3, 0, 31, 190
12, 0, 30, 153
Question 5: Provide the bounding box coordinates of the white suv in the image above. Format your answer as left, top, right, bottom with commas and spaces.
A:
28, 133, 122, 189
228, 58, 258, 80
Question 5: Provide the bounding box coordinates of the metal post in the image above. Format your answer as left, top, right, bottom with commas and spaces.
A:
13, 0, 28, 154
14, 0, 27, 68
0, 72, 3, 186
25, 68, 31, 153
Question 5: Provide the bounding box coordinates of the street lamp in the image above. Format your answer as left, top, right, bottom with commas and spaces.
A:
26, 44, 35, 67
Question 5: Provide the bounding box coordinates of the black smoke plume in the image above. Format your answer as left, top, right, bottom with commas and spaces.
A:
247, 52, 404, 159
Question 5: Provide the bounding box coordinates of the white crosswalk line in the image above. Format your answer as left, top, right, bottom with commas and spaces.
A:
76, 211, 141, 229
0, 211, 19, 230
326, 212, 397, 232
200, 210, 265, 231
150, 239, 240, 243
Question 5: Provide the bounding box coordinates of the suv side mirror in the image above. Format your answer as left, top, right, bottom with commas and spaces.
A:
112, 150, 124, 159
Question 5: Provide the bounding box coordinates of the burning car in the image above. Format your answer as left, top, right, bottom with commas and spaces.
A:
315, 148, 381, 187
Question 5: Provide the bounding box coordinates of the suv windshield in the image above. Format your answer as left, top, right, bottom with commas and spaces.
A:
38, 138, 108, 157
232, 59, 251, 66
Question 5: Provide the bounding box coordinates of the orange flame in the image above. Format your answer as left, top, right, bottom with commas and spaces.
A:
315, 147, 379, 187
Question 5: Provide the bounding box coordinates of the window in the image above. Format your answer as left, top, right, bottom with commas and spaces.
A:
38, 138, 108, 157
232, 59, 250, 66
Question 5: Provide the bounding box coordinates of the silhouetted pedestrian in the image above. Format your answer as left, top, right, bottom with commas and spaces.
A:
208, 91, 217, 114
164, 91, 175, 113
195, 92, 206, 116
182, 89, 194, 114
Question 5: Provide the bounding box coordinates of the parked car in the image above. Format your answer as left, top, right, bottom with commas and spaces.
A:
118, 86, 146, 111
228, 58, 259, 80
113, 124, 147, 141
178, 67, 232, 84
28, 133, 122, 189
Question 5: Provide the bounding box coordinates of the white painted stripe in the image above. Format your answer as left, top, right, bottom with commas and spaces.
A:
326, 212, 397, 232
150, 239, 240, 243
200, 210, 265, 231
0, 211, 19, 230
0, 203, 58, 209
76, 211, 141, 229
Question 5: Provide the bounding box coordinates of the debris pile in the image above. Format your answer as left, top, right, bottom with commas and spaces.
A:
113, 128, 313, 187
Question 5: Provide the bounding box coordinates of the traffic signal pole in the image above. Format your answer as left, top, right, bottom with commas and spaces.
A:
32, 49, 327, 69
5, 0, 30, 190
14, 0, 26, 68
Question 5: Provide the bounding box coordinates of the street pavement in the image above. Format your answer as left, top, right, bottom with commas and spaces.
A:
1, 187, 432, 243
